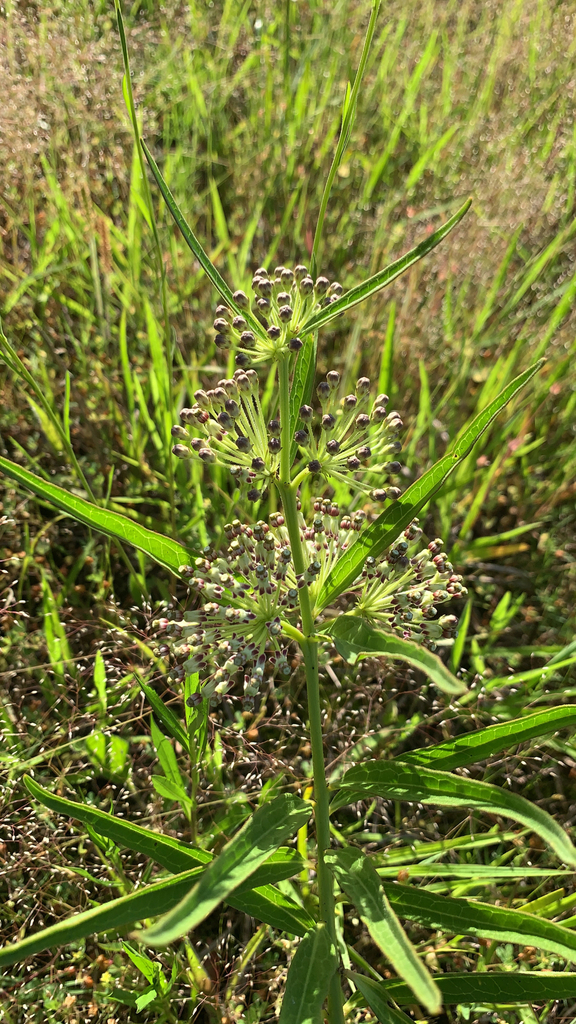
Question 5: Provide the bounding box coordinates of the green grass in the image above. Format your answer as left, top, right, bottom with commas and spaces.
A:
1, 0, 576, 1020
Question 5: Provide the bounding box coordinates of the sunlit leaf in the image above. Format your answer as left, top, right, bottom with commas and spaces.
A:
278, 924, 337, 1024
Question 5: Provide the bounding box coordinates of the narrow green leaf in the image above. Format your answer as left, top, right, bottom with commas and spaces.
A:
141, 140, 267, 342
316, 360, 543, 611
376, 864, 573, 881
325, 616, 465, 695
331, 761, 576, 866
150, 715, 186, 791
139, 681, 189, 752
300, 200, 471, 337
383, 883, 576, 963
378, 971, 576, 1006
141, 793, 311, 944
230, 884, 315, 936
399, 706, 576, 772
346, 972, 414, 1024
327, 848, 440, 1014
290, 333, 318, 463
278, 924, 337, 1024
0, 456, 193, 576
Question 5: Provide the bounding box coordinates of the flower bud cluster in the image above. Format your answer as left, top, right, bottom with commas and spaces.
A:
153, 512, 465, 710
171, 368, 279, 501
294, 372, 404, 501
212, 264, 343, 365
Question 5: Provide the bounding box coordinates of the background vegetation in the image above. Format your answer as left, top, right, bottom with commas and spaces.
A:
1, 0, 575, 1021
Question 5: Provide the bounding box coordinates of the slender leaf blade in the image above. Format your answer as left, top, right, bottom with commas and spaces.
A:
400, 706, 576, 771
317, 360, 543, 611
327, 848, 440, 1014
325, 617, 465, 695
278, 924, 337, 1024
0, 456, 193, 576
300, 200, 471, 336
141, 140, 267, 342
141, 793, 311, 944
331, 762, 576, 866
346, 972, 414, 1024
379, 972, 576, 1005
383, 883, 576, 963
231, 884, 315, 936
290, 333, 318, 463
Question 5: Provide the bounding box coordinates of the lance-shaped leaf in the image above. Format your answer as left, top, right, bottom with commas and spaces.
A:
376, 971, 576, 1006
0, 457, 193, 576
278, 924, 338, 1024
0, 866, 314, 967
346, 972, 415, 1024
325, 616, 465, 695
316, 360, 543, 612
383, 883, 576, 963
399, 705, 576, 771
141, 793, 311, 944
331, 762, 576, 866
141, 140, 267, 343
25, 777, 306, 892
326, 848, 440, 1014
298, 199, 471, 337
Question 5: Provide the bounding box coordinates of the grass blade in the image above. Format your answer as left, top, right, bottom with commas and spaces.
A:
331, 761, 576, 866
300, 200, 471, 337
327, 848, 441, 1013
399, 705, 576, 771
325, 616, 465, 695
383, 883, 576, 963
316, 359, 543, 611
141, 793, 311, 944
0, 456, 193, 576
278, 924, 337, 1024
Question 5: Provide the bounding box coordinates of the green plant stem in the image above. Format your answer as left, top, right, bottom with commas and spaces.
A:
278, 353, 344, 1023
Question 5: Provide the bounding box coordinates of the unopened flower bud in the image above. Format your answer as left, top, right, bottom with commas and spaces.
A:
251, 456, 265, 471
343, 394, 357, 411
355, 413, 370, 429
294, 264, 308, 280
347, 455, 361, 471
268, 419, 281, 436
277, 292, 291, 305
254, 266, 268, 278
240, 330, 255, 348
387, 487, 401, 500
235, 352, 250, 368
267, 325, 282, 341
326, 370, 340, 389
357, 446, 371, 460
356, 377, 371, 394
299, 404, 313, 422
225, 399, 240, 418
329, 281, 343, 296
299, 276, 314, 294
232, 315, 247, 331
321, 413, 335, 431
317, 381, 331, 403
371, 488, 387, 501
268, 437, 281, 453
233, 289, 249, 309
214, 333, 228, 348
315, 276, 330, 295
294, 430, 308, 445
289, 337, 303, 351
255, 278, 272, 297
199, 447, 216, 463
281, 268, 294, 285
247, 488, 261, 501
171, 424, 189, 439
218, 410, 233, 430
308, 459, 322, 474
372, 405, 387, 422
180, 407, 196, 424
213, 317, 230, 335
172, 444, 191, 459
215, 303, 231, 317
236, 435, 251, 452
326, 439, 340, 455
388, 461, 402, 473
279, 305, 293, 323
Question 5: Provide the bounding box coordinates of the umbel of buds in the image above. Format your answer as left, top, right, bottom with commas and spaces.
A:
210, 264, 343, 366
294, 371, 403, 501
172, 368, 404, 504
153, 510, 466, 709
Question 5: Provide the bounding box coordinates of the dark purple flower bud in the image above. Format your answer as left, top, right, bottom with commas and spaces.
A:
254, 266, 268, 278
257, 297, 271, 313
281, 268, 294, 285
199, 447, 216, 463
347, 455, 361, 471
294, 264, 308, 280
299, 404, 314, 422
294, 430, 308, 445
240, 330, 255, 348
388, 461, 402, 473
171, 424, 189, 439
232, 315, 247, 331
218, 410, 233, 430
215, 303, 231, 317
326, 439, 340, 454
268, 437, 281, 453
268, 419, 281, 436
246, 369, 259, 391
277, 292, 291, 305
321, 413, 335, 431
267, 325, 282, 341
190, 438, 203, 451
372, 405, 387, 422
235, 372, 251, 392
356, 377, 371, 394
289, 337, 303, 351
343, 394, 357, 411
326, 370, 340, 389
387, 487, 401, 500
214, 333, 229, 349
256, 278, 272, 297
247, 488, 261, 502
375, 393, 389, 406
308, 460, 322, 474
299, 276, 314, 294
371, 488, 387, 501
193, 389, 210, 409
236, 435, 251, 452
355, 413, 370, 429
274, 265, 286, 277
225, 399, 240, 418
357, 446, 371, 460
329, 281, 343, 296
172, 444, 191, 459
233, 289, 249, 309
235, 352, 250, 368
213, 317, 230, 335
279, 305, 293, 323
317, 381, 331, 403
252, 456, 265, 471
180, 407, 196, 424
315, 276, 330, 295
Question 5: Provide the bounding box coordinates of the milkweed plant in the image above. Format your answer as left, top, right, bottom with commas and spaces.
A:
3, 3, 573, 1023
